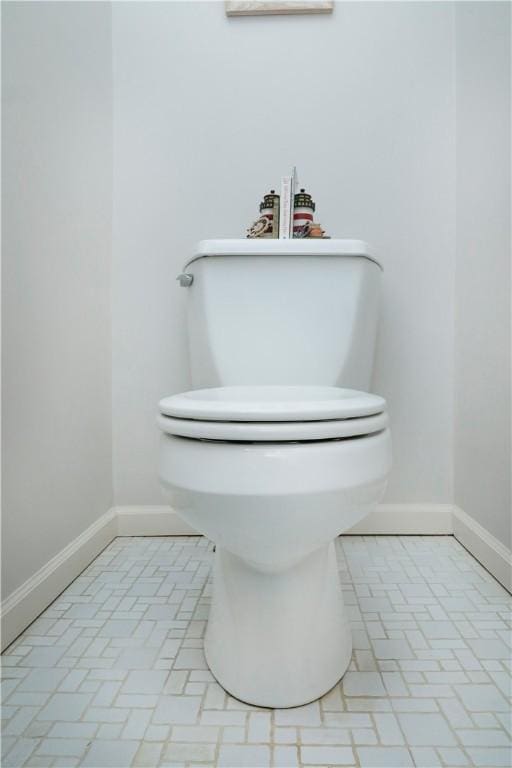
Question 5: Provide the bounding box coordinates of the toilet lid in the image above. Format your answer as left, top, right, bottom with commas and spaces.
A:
159, 386, 386, 423
158, 410, 388, 442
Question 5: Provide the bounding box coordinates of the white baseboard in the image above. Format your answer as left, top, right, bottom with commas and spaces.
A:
2, 502, 510, 651
347, 503, 454, 535
114, 503, 455, 538
452, 506, 512, 592
115, 505, 197, 536
1, 509, 117, 652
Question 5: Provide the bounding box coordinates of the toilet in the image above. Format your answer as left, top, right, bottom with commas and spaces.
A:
158, 239, 392, 708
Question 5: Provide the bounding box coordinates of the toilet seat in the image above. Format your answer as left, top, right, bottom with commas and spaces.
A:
159, 385, 386, 423
158, 386, 387, 442
158, 411, 388, 442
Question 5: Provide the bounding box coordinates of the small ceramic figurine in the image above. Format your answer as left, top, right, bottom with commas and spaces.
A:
247, 190, 280, 238
260, 190, 280, 237
247, 216, 273, 238
293, 189, 315, 236
308, 222, 327, 238
292, 188, 329, 237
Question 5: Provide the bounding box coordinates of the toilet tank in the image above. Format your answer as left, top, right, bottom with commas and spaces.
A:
182, 239, 382, 390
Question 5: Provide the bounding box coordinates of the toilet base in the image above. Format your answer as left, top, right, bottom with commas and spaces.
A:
204, 541, 352, 708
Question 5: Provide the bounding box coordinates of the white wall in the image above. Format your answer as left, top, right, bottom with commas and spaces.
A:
2, 2, 113, 598
454, 3, 511, 549
3, 1, 508, 599
112, 1, 456, 505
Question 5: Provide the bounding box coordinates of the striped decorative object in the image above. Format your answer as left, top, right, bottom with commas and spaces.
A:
293, 189, 315, 236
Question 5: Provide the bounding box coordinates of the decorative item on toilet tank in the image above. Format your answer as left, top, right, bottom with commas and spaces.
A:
247, 169, 330, 239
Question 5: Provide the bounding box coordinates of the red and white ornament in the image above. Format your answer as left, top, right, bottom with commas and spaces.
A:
293, 189, 315, 236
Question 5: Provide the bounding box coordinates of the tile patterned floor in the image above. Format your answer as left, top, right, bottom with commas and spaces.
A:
1, 535, 511, 768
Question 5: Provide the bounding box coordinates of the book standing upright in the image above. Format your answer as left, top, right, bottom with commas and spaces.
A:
278, 167, 297, 239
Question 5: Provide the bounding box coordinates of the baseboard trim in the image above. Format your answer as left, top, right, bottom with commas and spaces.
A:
0, 510, 117, 652
3, 502, 510, 650
115, 505, 198, 536
114, 503, 455, 538
452, 506, 511, 592
347, 504, 454, 535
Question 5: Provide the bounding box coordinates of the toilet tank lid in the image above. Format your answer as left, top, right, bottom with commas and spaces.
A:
184, 239, 382, 269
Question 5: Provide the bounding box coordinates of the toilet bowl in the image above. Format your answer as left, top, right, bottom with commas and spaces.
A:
159, 385, 392, 707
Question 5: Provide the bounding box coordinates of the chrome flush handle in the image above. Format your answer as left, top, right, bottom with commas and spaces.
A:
177, 273, 194, 287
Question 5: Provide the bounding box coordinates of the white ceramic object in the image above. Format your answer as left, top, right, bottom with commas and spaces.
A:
158, 409, 389, 441
184, 239, 382, 390
158, 239, 392, 708
159, 385, 386, 421
160, 425, 391, 707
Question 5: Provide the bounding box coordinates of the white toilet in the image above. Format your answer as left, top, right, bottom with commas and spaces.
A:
158, 239, 392, 708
